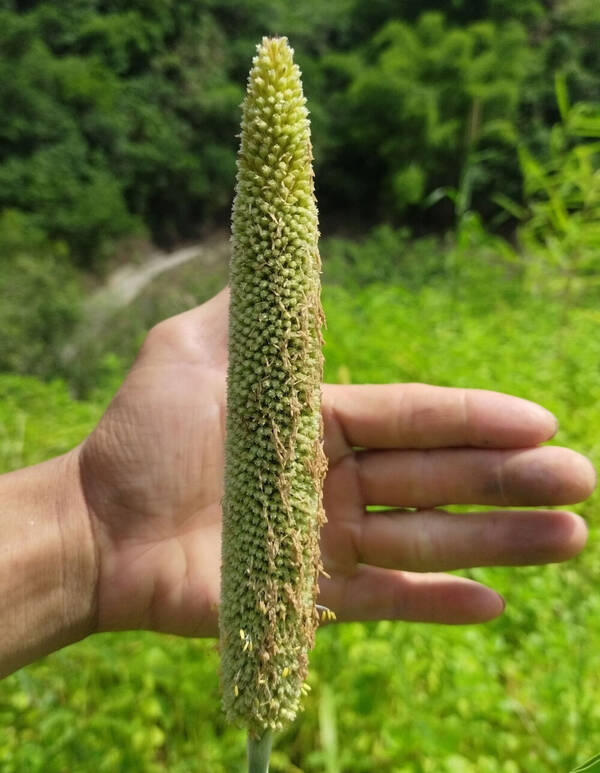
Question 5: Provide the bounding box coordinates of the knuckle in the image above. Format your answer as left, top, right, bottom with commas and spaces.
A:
411, 514, 445, 571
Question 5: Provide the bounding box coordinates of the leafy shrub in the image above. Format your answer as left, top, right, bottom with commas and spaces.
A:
515, 87, 600, 301
0, 210, 82, 379
321, 217, 521, 300
0, 373, 103, 472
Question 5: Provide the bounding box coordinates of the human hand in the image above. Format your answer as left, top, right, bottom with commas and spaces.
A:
77, 288, 595, 636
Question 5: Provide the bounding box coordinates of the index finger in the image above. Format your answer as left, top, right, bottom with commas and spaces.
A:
322, 383, 558, 457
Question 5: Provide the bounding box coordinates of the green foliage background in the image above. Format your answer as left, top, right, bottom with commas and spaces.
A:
0, 0, 599, 770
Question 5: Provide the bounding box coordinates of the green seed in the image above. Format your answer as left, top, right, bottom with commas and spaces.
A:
220, 36, 326, 738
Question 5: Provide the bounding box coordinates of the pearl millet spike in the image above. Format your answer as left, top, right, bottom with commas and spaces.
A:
219, 36, 327, 772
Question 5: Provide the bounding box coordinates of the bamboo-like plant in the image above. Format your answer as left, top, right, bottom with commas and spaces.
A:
219, 37, 327, 772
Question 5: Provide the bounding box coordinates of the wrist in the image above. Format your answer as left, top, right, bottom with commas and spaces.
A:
53, 447, 99, 642
0, 448, 98, 677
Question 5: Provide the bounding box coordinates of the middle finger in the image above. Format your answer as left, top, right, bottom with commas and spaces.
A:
357, 445, 595, 508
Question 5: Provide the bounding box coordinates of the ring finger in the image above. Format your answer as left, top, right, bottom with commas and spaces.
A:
346, 507, 588, 572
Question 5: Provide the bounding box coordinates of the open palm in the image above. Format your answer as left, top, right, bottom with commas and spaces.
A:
78, 288, 594, 636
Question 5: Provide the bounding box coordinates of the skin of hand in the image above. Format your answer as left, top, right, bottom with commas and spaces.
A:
74, 287, 595, 638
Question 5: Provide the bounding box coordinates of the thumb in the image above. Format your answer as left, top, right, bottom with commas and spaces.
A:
135, 286, 230, 370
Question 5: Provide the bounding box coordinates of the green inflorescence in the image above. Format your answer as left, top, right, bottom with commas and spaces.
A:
220, 36, 326, 739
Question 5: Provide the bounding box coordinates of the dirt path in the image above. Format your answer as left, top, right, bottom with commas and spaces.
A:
87, 236, 229, 313
62, 234, 230, 364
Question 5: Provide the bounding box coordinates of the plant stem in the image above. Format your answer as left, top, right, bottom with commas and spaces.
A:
247, 730, 273, 773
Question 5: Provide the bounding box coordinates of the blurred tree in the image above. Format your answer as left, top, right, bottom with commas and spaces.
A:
322, 13, 535, 224
0, 0, 598, 265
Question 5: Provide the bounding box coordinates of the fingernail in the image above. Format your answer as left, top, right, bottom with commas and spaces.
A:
530, 404, 559, 436
498, 593, 506, 613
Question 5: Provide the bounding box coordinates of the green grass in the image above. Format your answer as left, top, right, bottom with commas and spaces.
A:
0, 252, 599, 772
